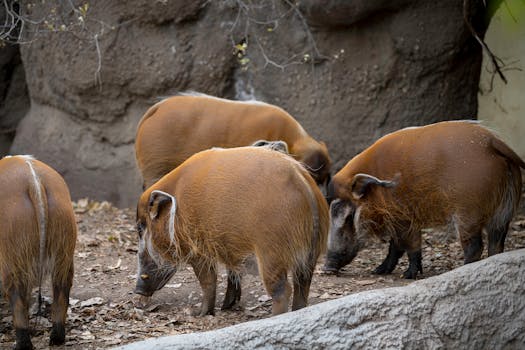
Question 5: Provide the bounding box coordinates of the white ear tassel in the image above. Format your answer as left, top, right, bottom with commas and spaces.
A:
151, 190, 177, 244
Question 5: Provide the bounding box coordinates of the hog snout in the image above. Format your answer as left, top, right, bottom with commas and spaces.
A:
134, 274, 155, 297
134, 264, 177, 297
322, 249, 358, 274
322, 252, 346, 274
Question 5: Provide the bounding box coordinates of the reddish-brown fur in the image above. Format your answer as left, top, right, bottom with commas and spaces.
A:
327, 121, 524, 278
135, 147, 329, 315
0, 156, 77, 349
135, 93, 331, 189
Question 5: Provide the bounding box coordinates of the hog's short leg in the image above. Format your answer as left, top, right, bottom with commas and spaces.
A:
374, 239, 404, 275
457, 223, 483, 264
7, 282, 33, 350
221, 270, 241, 310
269, 272, 291, 315
291, 255, 316, 311
190, 259, 217, 316
487, 222, 509, 256
50, 263, 74, 346
462, 235, 483, 263
257, 256, 291, 315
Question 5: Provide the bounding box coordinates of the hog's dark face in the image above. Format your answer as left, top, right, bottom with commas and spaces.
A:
303, 148, 332, 188
134, 219, 177, 297
251, 139, 289, 154
323, 198, 361, 273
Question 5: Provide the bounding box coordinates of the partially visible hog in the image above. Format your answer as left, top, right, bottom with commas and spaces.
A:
324, 121, 524, 279
0, 155, 77, 349
135, 92, 331, 189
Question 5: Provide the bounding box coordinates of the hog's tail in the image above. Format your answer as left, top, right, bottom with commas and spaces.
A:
491, 135, 524, 216
295, 164, 329, 277
485, 137, 524, 248
491, 136, 525, 170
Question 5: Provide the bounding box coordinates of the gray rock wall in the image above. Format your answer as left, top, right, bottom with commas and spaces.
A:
7, 0, 488, 206
0, 42, 29, 155
115, 249, 525, 350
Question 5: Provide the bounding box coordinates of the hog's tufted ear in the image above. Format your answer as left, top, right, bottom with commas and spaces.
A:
149, 190, 177, 243
148, 190, 175, 220
351, 173, 399, 200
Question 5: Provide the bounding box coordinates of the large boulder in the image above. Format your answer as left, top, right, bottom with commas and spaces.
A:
13, 0, 235, 206
10, 0, 488, 206
115, 249, 525, 349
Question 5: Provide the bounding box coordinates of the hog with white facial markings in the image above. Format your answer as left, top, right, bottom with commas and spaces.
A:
0, 155, 77, 350
324, 121, 525, 279
134, 146, 329, 315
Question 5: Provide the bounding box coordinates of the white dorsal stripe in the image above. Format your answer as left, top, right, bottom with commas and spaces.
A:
25, 159, 47, 283
151, 190, 177, 244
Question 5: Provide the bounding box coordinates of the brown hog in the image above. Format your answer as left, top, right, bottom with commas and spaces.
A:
134, 146, 329, 315
135, 92, 332, 189
324, 121, 525, 279
0, 155, 77, 350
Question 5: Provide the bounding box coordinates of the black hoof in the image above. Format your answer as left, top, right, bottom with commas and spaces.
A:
14, 328, 33, 350
49, 323, 65, 346
192, 307, 215, 317
221, 295, 240, 310
373, 264, 393, 275
402, 268, 421, 279
222, 270, 242, 310
321, 266, 339, 275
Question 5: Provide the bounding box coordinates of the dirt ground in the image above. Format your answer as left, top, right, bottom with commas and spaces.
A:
1, 195, 525, 349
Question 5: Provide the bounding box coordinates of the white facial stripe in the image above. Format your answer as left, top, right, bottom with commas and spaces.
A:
137, 230, 146, 275
146, 231, 163, 266
138, 230, 146, 254
353, 206, 362, 233
328, 200, 352, 250
330, 199, 351, 229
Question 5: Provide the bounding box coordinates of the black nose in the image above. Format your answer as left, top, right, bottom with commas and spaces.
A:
134, 279, 154, 297
134, 286, 153, 297
324, 175, 335, 204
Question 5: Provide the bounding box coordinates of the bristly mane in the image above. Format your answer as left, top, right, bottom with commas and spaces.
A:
172, 91, 270, 106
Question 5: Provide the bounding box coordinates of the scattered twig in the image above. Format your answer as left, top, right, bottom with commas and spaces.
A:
503, 1, 518, 23
94, 33, 102, 89
0, 127, 16, 134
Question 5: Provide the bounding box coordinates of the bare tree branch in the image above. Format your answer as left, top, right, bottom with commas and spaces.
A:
0, 1, 130, 87
463, 0, 508, 84
229, 0, 327, 71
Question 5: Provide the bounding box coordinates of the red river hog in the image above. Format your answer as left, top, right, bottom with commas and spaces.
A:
0, 155, 77, 349
324, 121, 525, 279
134, 146, 329, 315
135, 92, 332, 189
